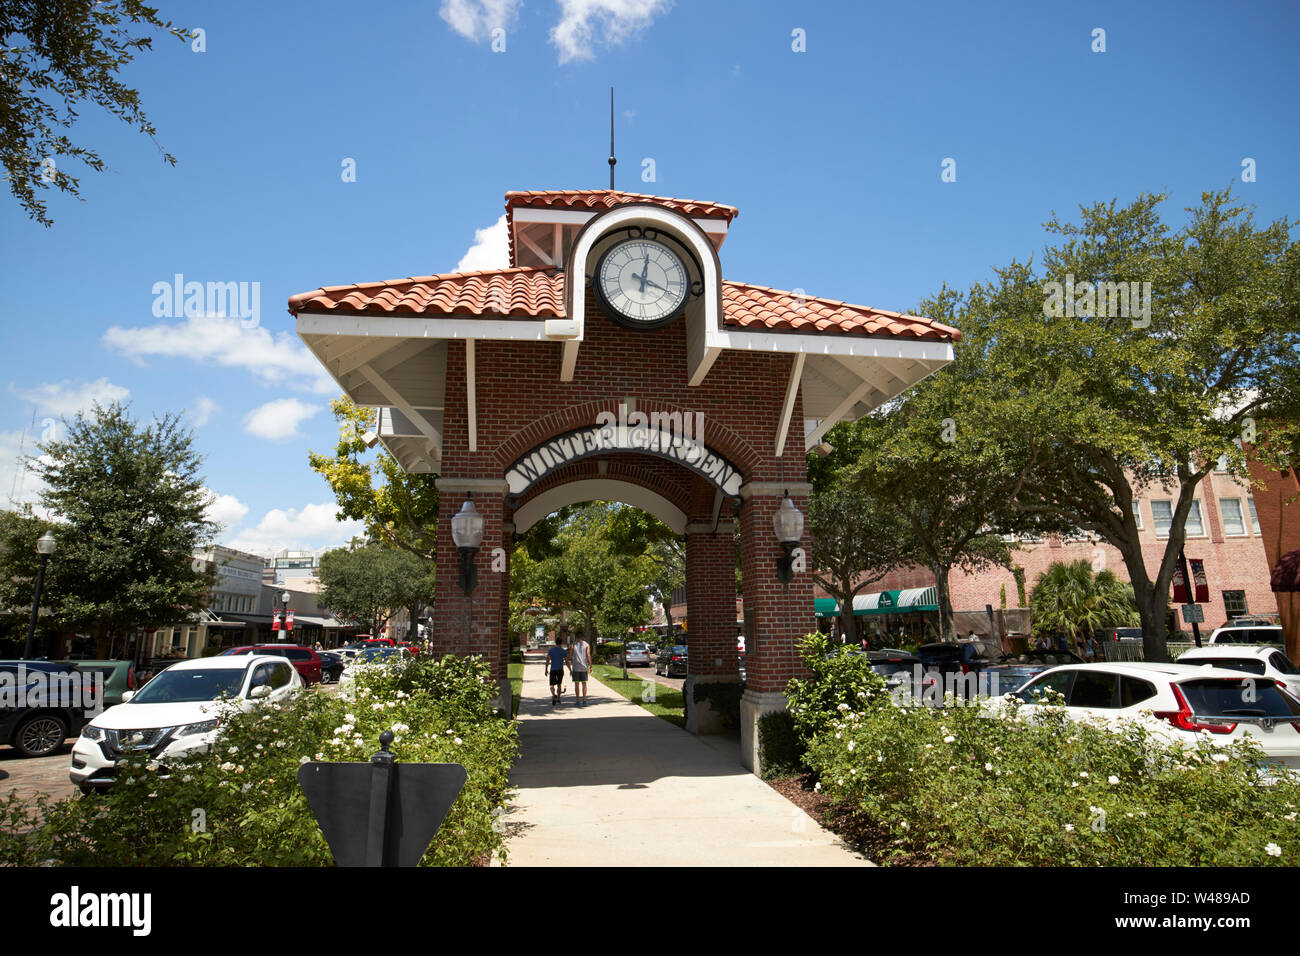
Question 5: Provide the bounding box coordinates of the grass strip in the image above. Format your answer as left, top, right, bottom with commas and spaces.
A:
592, 664, 686, 729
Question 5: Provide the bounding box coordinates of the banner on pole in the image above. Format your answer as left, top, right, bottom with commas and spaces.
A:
1172, 564, 1187, 605
287, 609, 295, 632
272, 611, 282, 632
1189, 559, 1209, 604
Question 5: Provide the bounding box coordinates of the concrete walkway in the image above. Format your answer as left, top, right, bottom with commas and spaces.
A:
505, 655, 870, 866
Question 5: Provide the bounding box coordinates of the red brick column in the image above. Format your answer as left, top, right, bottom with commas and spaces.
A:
432, 479, 510, 708
684, 523, 738, 679
738, 482, 814, 771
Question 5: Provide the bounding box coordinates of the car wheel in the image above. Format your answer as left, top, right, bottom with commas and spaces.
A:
15, 714, 69, 758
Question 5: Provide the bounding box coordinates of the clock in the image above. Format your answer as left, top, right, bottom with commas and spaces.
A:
594, 237, 690, 329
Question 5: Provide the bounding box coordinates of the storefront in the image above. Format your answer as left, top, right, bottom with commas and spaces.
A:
814, 587, 941, 644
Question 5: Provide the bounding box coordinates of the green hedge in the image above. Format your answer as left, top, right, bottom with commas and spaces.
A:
593, 641, 624, 665
0, 654, 517, 866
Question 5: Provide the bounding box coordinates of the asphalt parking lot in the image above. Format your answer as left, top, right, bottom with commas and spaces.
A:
0, 741, 79, 805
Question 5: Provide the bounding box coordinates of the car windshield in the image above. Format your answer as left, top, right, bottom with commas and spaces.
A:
672, 646, 688, 655
130, 667, 245, 703
1178, 678, 1300, 718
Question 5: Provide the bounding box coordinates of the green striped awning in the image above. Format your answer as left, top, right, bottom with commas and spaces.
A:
814, 587, 939, 617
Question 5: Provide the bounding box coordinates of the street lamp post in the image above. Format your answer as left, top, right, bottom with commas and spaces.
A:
280, 590, 292, 642
23, 532, 57, 659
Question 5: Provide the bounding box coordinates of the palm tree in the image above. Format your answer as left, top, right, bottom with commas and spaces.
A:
1030, 560, 1140, 654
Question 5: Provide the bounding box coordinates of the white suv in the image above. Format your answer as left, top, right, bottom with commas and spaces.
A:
70, 655, 301, 792
1206, 624, 1284, 646
1010, 661, 1300, 769
1177, 645, 1300, 699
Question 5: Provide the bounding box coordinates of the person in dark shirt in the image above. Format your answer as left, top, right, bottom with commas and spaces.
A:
546, 634, 568, 706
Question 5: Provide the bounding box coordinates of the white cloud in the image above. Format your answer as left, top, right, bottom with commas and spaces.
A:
439, 0, 521, 42
227, 503, 365, 555
204, 489, 249, 532
11, 378, 130, 417
191, 397, 220, 427
455, 215, 510, 272
102, 314, 337, 395
242, 399, 321, 442
550, 0, 673, 64
0, 429, 47, 511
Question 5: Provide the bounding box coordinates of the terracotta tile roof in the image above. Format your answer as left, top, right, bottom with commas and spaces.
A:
722, 281, 963, 342
506, 189, 738, 266
505, 189, 739, 223
287, 266, 564, 318
289, 268, 960, 342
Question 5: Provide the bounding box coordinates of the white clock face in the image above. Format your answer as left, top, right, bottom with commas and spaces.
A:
596, 238, 689, 327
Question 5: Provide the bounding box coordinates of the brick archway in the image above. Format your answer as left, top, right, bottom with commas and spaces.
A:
292, 186, 960, 773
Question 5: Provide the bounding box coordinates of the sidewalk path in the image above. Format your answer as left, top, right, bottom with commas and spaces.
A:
505, 654, 870, 866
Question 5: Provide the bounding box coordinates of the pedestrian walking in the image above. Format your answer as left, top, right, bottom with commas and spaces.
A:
546, 634, 568, 706
1083, 633, 1097, 661
568, 630, 592, 707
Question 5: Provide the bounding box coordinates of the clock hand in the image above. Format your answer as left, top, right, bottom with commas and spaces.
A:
643, 277, 670, 293
639, 255, 649, 293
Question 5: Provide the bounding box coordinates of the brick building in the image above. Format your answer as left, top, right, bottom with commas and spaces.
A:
1246, 455, 1300, 659
823, 468, 1277, 637
290, 187, 959, 773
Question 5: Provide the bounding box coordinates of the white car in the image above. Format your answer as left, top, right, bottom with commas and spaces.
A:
1008, 661, 1300, 770
624, 642, 651, 666
1206, 624, 1284, 646
338, 645, 412, 698
1177, 645, 1300, 699
70, 655, 301, 793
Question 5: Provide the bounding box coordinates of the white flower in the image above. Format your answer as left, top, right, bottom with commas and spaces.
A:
984, 762, 993, 771
299, 756, 310, 764
836, 703, 850, 711
1108, 775, 1120, 785
227, 746, 239, 754
454, 737, 463, 745
1078, 771, 1089, 778
1266, 843, 1282, 858
813, 782, 821, 792
847, 740, 855, 752
1212, 753, 1230, 763
943, 735, 956, 744
1064, 823, 1075, 832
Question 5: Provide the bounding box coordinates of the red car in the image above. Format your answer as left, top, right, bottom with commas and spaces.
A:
219, 644, 323, 685
396, 641, 421, 658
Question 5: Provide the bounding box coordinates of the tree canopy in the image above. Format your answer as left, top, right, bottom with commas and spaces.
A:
2, 0, 188, 225
317, 542, 433, 637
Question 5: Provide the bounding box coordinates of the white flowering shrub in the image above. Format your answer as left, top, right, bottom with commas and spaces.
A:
784, 632, 889, 748
805, 694, 1300, 865
0, 654, 516, 867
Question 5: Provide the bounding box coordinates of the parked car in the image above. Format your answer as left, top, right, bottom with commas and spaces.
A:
624, 642, 651, 666
1094, 626, 1143, 643
983, 650, 1085, 693
1206, 625, 1285, 647
915, 641, 1000, 678
338, 645, 412, 697
219, 644, 323, 685
655, 645, 688, 677
1, 660, 94, 758
1007, 661, 1300, 770
317, 650, 346, 684
60, 659, 136, 707
395, 641, 421, 658
860, 651, 922, 691
70, 655, 302, 792
1177, 645, 1300, 699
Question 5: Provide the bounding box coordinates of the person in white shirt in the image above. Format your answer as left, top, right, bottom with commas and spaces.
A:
567, 629, 591, 707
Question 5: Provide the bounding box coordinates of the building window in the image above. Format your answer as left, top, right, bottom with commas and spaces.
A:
1151, 500, 1204, 537
1152, 500, 1172, 537
1223, 590, 1247, 618
1248, 496, 1260, 534
1220, 498, 1246, 536
1132, 501, 1143, 530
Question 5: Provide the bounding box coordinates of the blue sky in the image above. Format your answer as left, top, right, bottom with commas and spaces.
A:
2, 0, 1297, 554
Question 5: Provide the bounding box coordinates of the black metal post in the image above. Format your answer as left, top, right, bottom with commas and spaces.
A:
1177, 546, 1202, 648
22, 552, 49, 659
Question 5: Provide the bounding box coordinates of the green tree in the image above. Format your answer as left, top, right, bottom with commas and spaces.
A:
973, 189, 1299, 661
2, 0, 188, 225
22, 402, 216, 649
317, 543, 433, 637
308, 397, 440, 561
808, 479, 911, 646
1029, 560, 1139, 653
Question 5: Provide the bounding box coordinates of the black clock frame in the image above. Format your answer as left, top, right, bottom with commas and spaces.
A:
590, 227, 704, 331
